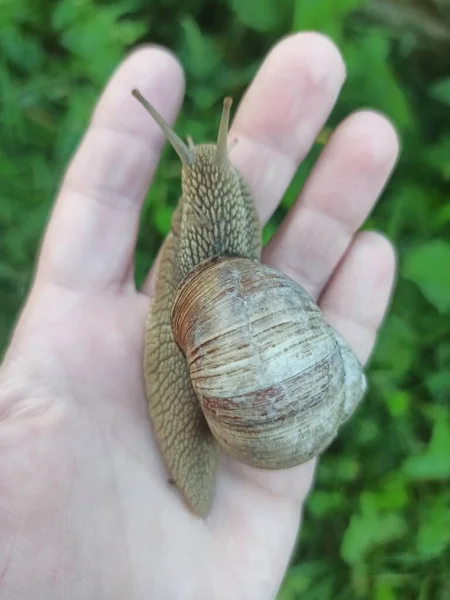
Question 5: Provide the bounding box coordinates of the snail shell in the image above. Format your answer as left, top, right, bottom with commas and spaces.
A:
171, 256, 366, 469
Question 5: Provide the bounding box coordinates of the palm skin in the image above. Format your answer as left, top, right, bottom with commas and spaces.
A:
0, 34, 398, 599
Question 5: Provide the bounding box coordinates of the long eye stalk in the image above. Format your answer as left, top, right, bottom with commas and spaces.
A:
132, 89, 194, 166
215, 97, 232, 168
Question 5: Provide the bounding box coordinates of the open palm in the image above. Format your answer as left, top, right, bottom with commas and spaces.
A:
0, 34, 398, 599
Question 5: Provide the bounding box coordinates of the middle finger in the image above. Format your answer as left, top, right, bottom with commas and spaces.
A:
229, 32, 346, 224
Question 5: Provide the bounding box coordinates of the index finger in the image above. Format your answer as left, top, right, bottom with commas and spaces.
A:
36, 46, 185, 292
230, 32, 346, 224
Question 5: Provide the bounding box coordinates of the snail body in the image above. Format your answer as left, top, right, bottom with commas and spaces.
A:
133, 90, 367, 516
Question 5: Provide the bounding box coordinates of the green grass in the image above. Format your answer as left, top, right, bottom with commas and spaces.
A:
1, 0, 449, 597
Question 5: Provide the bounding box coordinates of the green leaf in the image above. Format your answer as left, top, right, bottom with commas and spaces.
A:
0, 0, 29, 25
180, 17, 221, 78
384, 184, 431, 239
403, 419, 450, 481
341, 493, 407, 564
374, 579, 397, 600
372, 316, 418, 378
317, 456, 360, 485
386, 391, 410, 418
429, 77, 450, 106
350, 562, 370, 597
425, 136, 450, 180
278, 562, 328, 599
293, 0, 365, 40
154, 205, 173, 236
308, 491, 344, 518
426, 371, 450, 402
355, 419, 381, 445
52, 0, 87, 30
341, 31, 414, 131
54, 1, 145, 85
416, 499, 450, 559
262, 221, 277, 245
435, 204, 450, 229
336, 457, 360, 481
403, 240, 450, 313
437, 343, 450, 368
230, 0, 283, 33
188, 84, 224, 111
0, 26, 44, 72
372, 477, 410, 512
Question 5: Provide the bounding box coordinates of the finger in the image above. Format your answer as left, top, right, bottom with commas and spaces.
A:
320, 230, 396, 365
263, 110, 399, 300
230, 32, 346, 224
142, 32, 346, 296
36, 46, 184, 291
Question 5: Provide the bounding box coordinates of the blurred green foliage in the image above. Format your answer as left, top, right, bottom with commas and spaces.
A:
1, 0, 449, 597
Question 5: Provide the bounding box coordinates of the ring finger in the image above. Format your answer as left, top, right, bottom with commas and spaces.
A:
263, 110, 399, 301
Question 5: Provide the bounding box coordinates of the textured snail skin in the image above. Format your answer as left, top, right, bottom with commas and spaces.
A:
136, 93, 366, 516
144, 144, 262, 516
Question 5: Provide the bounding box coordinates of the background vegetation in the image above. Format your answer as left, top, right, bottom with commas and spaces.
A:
1, 0, 449, 597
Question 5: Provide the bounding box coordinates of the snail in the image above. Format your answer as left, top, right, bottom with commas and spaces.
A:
132, 89, 367, 516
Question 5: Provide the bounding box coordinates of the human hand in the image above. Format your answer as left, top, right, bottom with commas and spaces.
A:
0, 33, 398, 599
